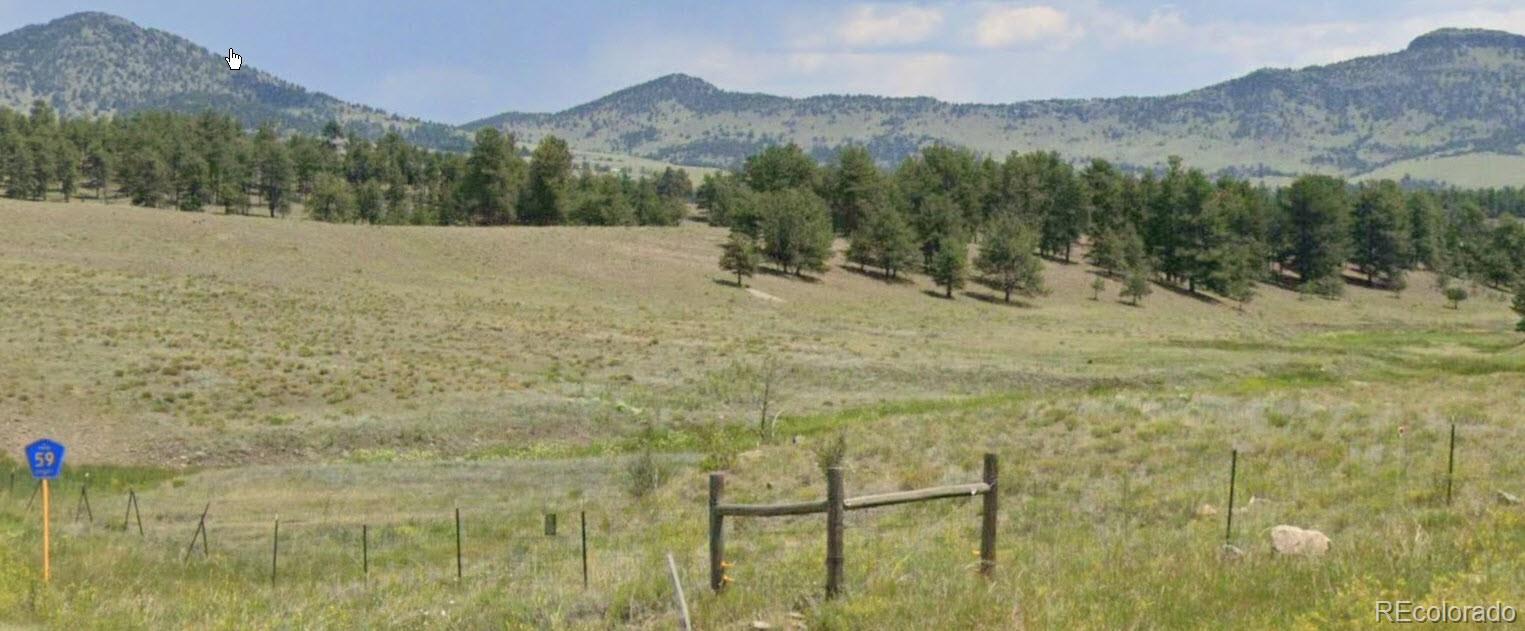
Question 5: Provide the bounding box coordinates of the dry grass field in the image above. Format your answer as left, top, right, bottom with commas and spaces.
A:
0, 198, 1522, 628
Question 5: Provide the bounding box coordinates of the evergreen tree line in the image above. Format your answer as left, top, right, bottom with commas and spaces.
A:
0, 102, 693, 226
706, 143, 1525, 307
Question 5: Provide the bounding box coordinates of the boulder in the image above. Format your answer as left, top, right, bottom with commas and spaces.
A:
1270, 525, 1330, 557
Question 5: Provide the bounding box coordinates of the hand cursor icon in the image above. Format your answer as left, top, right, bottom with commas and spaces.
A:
226, 48, 243, 71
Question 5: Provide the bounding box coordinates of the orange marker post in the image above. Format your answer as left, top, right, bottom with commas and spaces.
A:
42, 479, 50, 583
24, 438, 65, 585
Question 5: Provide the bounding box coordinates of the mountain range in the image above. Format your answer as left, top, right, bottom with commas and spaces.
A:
0, 12, 468, 150
4, 12, 1525, 186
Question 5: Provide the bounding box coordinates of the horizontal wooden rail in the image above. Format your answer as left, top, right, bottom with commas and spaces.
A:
716, 500, 828, 517
845, 482, 989, 511
709, 453, 999, 598
715, 482, 988, 517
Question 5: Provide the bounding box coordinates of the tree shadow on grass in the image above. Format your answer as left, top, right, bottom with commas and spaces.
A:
711, 277, 746, 289
1150, 279, 1222, 306
963, 291, 1035, 308
758, 266, 823, 283
839, 264, 916, 285
921, 289, 956, 300
1037, 251, 1081, 266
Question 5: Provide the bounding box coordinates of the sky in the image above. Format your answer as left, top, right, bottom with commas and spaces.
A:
3, 0, 1524, 124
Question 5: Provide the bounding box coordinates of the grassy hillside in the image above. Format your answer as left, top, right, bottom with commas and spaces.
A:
1, 199, 1523, 628
471, 29, 1525, 186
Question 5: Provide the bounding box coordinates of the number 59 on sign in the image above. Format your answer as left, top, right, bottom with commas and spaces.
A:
25, 439, 65, 479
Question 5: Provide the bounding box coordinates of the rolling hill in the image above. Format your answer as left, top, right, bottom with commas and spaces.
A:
0, 12, 470, 150
469, 29, 1525, 185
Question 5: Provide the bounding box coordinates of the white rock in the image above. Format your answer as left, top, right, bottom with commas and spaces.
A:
1498, 490, 1521, 506
1271, 525, 1330, 557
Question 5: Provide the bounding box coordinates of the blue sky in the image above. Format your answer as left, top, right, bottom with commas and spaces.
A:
2, 1, 1523, 124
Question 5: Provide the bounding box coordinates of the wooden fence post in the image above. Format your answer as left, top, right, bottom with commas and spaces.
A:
123, 490, 135, 533
362, 524, 369, 578
1446, 423, 1457, 507
708, 473, 726, 592
1224, 450, 1238, 545
454, 507, 463, 581
271, 516, 280, 587
825, 466, 845, 599
580, 511, 589, 590
75, 478, 93, 523
544, 513, 557, 536
184, 502, 210, 561
979, 453, 998, 577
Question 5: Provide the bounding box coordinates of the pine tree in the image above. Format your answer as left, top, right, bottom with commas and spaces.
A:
975, 216, 1044, 302
1282, 175, 1352, 288
84, 144, 111, 203
5, 141, 31, 199
826, 145, 885, 235
744, 144, 817, 193
1213, 240, 1261, 310
1350, 180, 1411, 289
458, 127, 523, 225
172, 150, 209, 211
122, 152, 169, 207
25, 137, 52, 200
757, 189, 834, 276
929, 236, 968, 299
1512, 283, 1525, 332
355, 180, 384, 224
910, 194, 964, 270
56, 141, 79, 202
1122, 261, 1154, 306
520, 135, 573, 225
1177, 166, 1219, 293
255, 132, 294, 217
1086, 228, 1127, 276
848, 207, 916, 279
1444, 286, 1468, 310
307, 173, 353, 222
1407, 192, 1444, 270
719, 232, 761, 286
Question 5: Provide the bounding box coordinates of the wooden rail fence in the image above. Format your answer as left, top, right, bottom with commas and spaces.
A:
709, 453, 998, 599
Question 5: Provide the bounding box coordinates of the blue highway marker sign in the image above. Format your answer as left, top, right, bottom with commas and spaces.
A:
24, 439, 65, 479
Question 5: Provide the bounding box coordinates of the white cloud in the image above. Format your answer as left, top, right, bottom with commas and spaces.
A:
788, 51, 965, 98
973, 5, 1081, 49
836, 5, 945, 47
1097, 7, 1187, 44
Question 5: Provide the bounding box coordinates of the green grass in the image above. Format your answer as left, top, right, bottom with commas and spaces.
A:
1, 198, 1524, 628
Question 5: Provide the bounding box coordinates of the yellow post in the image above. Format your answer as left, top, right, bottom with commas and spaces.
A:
42, 479, 51, 583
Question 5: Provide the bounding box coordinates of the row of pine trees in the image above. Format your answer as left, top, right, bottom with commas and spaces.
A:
5, 100, 1525, 311
705, 144, 1525, 308
0, 102, 692, 226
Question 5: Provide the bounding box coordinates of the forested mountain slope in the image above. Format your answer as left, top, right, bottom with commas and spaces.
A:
0, 12, 468, 149
470, 29, 1525, 184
